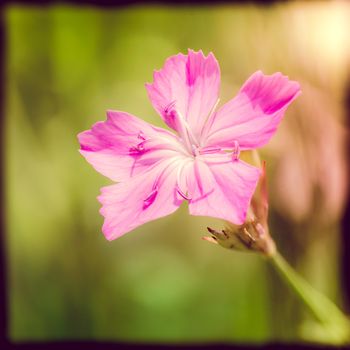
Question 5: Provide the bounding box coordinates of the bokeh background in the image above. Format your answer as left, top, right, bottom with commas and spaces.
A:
4, 0, 350, 344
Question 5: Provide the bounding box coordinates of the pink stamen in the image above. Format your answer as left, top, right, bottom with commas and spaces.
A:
138, 131, 146, 140
199, 147, 222, 155
164, 100, 176, 115
232, 140, 240, 161
143, 187, 158, 209
176, 187, 191, 200
162, 101, 178, 131
129, 141, 146, 155
191, 145, 200, 156
163, 101, 200, 155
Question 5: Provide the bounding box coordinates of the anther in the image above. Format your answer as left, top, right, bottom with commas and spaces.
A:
191, 144, 200, 157
143, 187, 158, 209
232, 140, 240, 161
162, 101, 178, 130
176, 187, 191, 200
138, 131, 146, 140
164, 100, 176, 115
129, 141, 146, 155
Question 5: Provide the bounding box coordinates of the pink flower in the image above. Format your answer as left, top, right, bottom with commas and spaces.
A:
78, 49, 300, 241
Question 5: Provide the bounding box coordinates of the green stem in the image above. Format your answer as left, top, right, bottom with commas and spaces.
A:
269, 251, 350, 344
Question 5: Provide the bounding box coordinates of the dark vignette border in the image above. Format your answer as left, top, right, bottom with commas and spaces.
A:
0, 0, 349, 349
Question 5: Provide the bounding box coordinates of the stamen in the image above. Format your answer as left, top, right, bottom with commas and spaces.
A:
232, 140, 240, 161
199, 147, 222, 155
200, 98, 220, 138
129, 141, 146, 155
163, 101, 200, 155
142, 158, 182, 210
138, 131, 146, 140
176, 187, 191, 200
164, 100, 176, 115
209, 98, 220, 120
179, 112, 199, 147
162, 101, 178, 131
175, 158, 192, 201
143, 187, 158, 209
191, 144, 200, 156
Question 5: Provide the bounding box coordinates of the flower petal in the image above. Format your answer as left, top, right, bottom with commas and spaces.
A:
78, 110, 183, 182
98, 159, 185, 240
186, 155, 261, 224
203, 71, 301, 149
145, 49, 220, 138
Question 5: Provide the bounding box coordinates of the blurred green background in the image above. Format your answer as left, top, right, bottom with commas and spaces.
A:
5, 1, 350, 344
